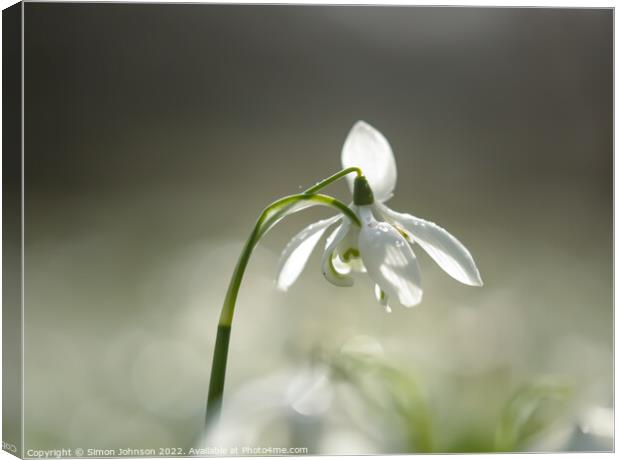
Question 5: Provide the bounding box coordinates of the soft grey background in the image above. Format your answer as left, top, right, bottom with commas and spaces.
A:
22, 4, 611, 453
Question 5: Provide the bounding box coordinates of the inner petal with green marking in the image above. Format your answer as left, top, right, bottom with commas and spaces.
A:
341, 248, 360, 262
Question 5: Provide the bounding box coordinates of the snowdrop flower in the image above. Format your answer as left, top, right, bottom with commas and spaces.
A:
206, 121, 484, 427
276, 121, 483, 310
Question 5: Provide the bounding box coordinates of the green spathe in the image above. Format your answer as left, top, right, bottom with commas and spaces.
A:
353, 175, 375, 206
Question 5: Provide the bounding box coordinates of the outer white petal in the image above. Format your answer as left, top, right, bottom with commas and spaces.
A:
358, 208, 422, 308
321, 219, 354, 287
376, 203, 483, 287
341, 121, 397, 203
276, 215, 341, 291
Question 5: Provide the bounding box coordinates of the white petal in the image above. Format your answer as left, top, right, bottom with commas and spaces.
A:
276, 215, 341, 291
321, 219, 354, 287
376, 203, 483, 287
335, 219, 365, 269
359, 214, 422, 308
341, 121, 397, 203
331, 255, 352, 274
347, 257, 367, 273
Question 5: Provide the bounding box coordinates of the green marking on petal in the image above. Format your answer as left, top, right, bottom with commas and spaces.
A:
324, 251, 354, 287
342, 248, 360, 262
395, 225, 412, 242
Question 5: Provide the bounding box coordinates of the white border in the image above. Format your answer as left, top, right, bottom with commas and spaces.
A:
0, 2, 615, 460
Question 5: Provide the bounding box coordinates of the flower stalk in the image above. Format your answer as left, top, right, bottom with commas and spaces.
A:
205, 170, 362, 426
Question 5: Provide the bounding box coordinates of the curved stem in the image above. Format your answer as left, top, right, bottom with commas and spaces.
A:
217, 193, 357, 329
256, 167, 362, 241
205, 174, 360, 426
304, 166, 362, 194
256, 193, 359, 241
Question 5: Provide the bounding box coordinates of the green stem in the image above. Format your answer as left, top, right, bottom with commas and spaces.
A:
304, 166, 362, 194
255, 167, 362, 241
205, 170, 361, 426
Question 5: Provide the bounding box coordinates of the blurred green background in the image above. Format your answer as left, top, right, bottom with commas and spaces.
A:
22, 4, 611, 454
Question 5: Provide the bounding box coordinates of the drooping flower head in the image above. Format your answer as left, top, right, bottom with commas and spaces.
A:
276, 121, 482, 311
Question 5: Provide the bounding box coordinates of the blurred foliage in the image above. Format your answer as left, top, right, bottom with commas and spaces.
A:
323, 345, 575, 454
330, 348, 433, 453
494, 379, 573, 452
